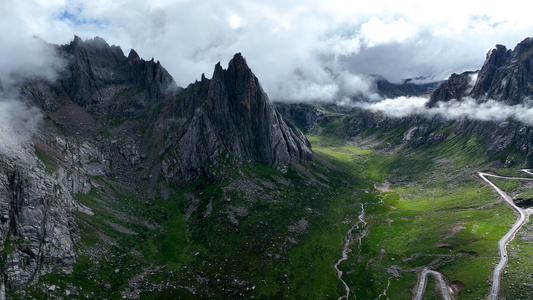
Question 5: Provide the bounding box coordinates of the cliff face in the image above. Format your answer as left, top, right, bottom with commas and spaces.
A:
429, 37, 533, 106
0, 37, 312, 291
160, 54, 312, 184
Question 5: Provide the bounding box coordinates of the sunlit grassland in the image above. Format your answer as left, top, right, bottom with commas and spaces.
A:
310, 137, 517, 299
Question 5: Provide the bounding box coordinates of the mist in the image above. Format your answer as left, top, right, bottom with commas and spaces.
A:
354, 96, 533, 125
0, 34, 64, 158
0, 99, 42, 157
0, 36, 65, 87
14, 0, 533, 103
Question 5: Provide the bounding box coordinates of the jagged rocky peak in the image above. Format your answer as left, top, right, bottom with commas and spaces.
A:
0, 77, 4, 98
428, 36, 533, 106
48, 36, 175, 110
470, 44, 512, 98
162, 53, 313, 184
426, 71, 477, 107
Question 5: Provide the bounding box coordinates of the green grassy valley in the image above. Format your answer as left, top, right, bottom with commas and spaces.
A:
14, 107, 533, 300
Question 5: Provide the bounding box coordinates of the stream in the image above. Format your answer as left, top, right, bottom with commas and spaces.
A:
334, 203, 367, 300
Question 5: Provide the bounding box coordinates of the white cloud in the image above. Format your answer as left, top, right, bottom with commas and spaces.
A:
355, 96, 533, 125
2, 0, 533, 102
228, 13, 243, 29
0, 99, 42, 158
360, 18, 416, 47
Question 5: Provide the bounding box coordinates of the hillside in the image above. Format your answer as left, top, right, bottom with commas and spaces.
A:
2, 36, 533, 300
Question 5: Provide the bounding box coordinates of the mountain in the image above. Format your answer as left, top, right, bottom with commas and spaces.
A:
375, 77, 441, 98
4, 35, 533, 299
428, 37, 533, 107
161, 53, 312, 184
0, 36, 313, 296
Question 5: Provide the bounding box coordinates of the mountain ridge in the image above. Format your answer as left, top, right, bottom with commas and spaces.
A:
0, 36, 313, 293
428, 37, 533, 107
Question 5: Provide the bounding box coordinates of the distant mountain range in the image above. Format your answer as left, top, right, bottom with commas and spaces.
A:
374, 76, 442, 98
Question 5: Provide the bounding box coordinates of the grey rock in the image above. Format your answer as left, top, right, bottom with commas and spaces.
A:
426, 71, 478, 107
430, 37, 533, 106
470, 44, 512, 98
0, 152, 76, 290
162, 53, 313, 185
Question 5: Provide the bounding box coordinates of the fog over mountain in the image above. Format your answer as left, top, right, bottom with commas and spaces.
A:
3, 0, 533, 102
355, 96, 533, 124
0, 36, 63, 158
0, 99, 41, 157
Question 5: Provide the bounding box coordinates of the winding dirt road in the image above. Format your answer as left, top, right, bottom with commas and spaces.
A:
414, 269, 451, 300
479, 170, 533, 300
413, 170, 533, 300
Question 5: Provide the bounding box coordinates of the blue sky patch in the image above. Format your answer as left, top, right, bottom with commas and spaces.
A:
59, 9, 105, 27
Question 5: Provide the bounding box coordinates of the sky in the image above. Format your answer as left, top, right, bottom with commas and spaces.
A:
2, 0, 533, 103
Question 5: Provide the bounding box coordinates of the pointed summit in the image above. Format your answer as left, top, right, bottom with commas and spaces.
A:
428, 36, 533, 106
163, 53, 313, 184
0, 78, 4, 99
470, 44, 512, 97
228, 53, 249, 70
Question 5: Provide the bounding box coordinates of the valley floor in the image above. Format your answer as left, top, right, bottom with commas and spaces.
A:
9, 124, 533, 300
311, 135, 533, 300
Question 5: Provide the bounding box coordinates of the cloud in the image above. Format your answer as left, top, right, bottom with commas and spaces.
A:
0, 99, 42, 157
360, 18, 416, 47
0, 1, 65, 159
0, 37, 65, 87
355, 96, 533, 125
3, 0, 533, 102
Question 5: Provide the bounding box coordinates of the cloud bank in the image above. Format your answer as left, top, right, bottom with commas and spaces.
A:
0, 6, 64, 158
0, 99, 42, 157
356, 96, 533, 125
3, 0, 533, 102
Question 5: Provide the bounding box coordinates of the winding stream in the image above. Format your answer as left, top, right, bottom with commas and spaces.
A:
334, 203, 367, 300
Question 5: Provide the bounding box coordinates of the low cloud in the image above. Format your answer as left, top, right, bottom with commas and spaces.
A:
14, 0, 533, 103
0, 36, 65, 87
0, 99, 42, 157
0, 33, 63, 158
355, 96, 533, 124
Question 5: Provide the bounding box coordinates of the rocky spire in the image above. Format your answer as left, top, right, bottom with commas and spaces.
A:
470, 44, 512, 98
0, 77, 4, 99
54, 36, 174, 110
163, 53, 313, 184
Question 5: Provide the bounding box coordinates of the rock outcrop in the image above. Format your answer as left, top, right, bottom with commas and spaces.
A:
0, 145, 77, 290
1, 37, 314, 291
428, 37, 533, 106
470, 44, 512, 98
161, 53, 313, 184
425, 71, 478, 107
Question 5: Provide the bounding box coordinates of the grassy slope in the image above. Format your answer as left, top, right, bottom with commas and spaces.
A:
20, 147, 374, 299
22, 107, 533, 299
306, 112, 529, 300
